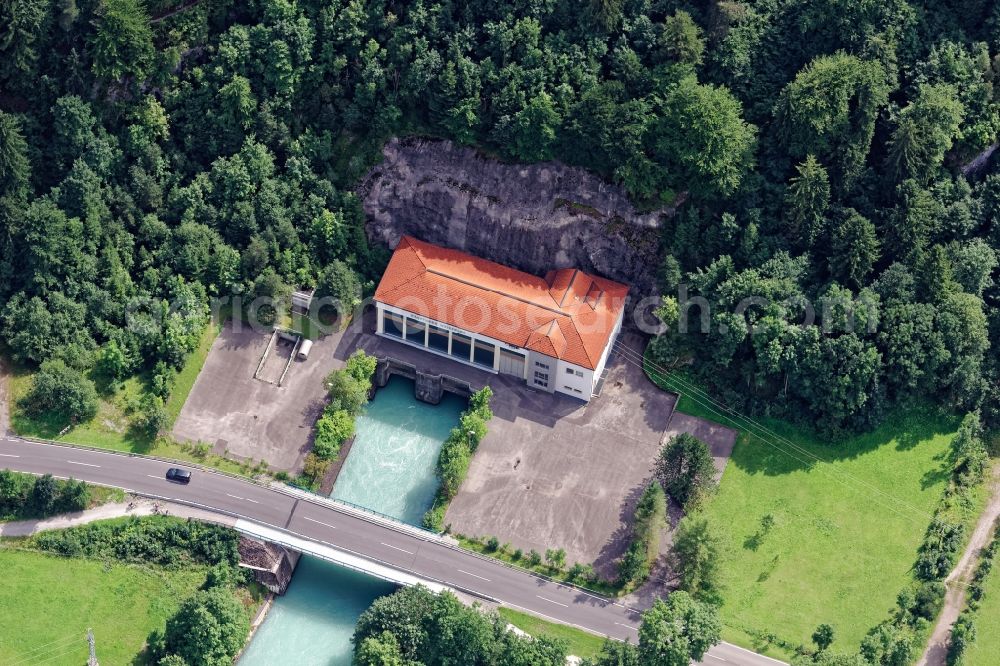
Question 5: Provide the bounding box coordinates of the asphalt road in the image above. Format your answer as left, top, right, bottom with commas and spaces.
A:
0, 436, 783, 666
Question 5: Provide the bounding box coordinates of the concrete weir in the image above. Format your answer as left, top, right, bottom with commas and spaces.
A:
373, 356, 473, 405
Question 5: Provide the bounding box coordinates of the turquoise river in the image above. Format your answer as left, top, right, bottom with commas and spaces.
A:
239, 377, 466, 665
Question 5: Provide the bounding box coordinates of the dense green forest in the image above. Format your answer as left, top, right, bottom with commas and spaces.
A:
0, 0, 997, 435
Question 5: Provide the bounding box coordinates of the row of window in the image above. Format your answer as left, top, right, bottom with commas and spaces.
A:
383, 311, 496, 369
384, 310, 586, 389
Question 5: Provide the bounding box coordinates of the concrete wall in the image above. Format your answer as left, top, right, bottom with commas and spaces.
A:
591, 307, 625, 382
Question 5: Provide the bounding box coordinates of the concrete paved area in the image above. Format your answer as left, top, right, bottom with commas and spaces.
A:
662, 412, 738, 480
444, 340, 679, 576
172, 322, 345, 471
337, 315, 739, 579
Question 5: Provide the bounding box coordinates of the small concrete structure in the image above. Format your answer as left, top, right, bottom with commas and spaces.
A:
238, 536, 300, 594
290, 289, 314, 313
297, 338, 313, 360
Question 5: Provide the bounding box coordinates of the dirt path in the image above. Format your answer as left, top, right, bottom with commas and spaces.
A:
0, 357, 10, 436
0, 499, 235, 537
917, 463, 1000, 666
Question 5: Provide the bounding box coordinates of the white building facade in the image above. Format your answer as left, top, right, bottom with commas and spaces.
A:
373, 236, 629, 402
375, 301, 624, 400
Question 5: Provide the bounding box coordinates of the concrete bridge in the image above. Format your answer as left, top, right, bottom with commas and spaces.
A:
0, 436, 783, 666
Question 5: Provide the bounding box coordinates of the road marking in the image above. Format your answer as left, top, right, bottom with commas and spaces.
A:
536, 595, 568, 608
146, 474, 161, 479
66, 460, 100, 467
456, 569, 491, 582
226, 493, 260, 504
302, 516, 337, 530
705, 656, 730, 663
380, 542, 414, 555
614, 622, 638, 632
0, 453, 20, 458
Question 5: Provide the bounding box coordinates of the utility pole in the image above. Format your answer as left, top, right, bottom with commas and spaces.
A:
87, 628, 98, 666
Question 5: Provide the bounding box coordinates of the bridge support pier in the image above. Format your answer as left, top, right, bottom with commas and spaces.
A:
238, 536, 301, 594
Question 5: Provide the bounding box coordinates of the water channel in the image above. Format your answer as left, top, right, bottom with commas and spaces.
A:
239, 377, 465, 665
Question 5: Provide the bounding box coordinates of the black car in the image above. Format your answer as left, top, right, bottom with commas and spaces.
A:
165, 467, 192, 484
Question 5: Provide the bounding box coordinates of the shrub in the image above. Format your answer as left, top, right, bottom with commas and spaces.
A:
313, 407, 354, 459
947, 612, 976, 665
421, 500, 447, 531
134, 393, 169, 438
618, 482, 666, 588
21, 359, 99, 423
912, 581, 946, 621
28, 474, 59, 514
160, 587, 249, 666
654, 432, 717, 508
345, 349, 377, 384
55, 478, 90, 513
32, 516, 240, 566
485, 536, 500, 552
429, 387, 493, 511
527, 549, 542, 567
950, 412, 988, 486
672, 515, 722, 601
545, 548, 566, 570
302, 453, 331, 485
1, 470, 90, 519
150, 361, 175, 399
916, 519, 965, 581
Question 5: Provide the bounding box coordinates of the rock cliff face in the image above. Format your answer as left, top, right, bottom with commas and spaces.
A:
360, 137, 667, 294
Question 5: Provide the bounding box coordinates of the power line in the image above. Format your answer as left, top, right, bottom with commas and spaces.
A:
6, 634, 84, 666
612, 340, 934, 525
615, 340, 933, 522
33, 645, 85, 666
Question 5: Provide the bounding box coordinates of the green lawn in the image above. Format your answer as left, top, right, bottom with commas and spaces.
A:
6, 319, 258, 475
964, 546, 1000, 666
0, 548, 208, 665
164, 319, 221, 424
11, 319, 219, 453
497, 607, 606, 659
700, 410, 961, 656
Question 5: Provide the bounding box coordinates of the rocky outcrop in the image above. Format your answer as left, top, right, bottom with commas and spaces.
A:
360, 137, 669, 294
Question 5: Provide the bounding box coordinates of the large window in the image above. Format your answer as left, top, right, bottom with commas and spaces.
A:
383, 312, 404, 338
473, 340, 495, 368
428, 326, 449, 353
451, 333, 472, 361
405, 319, 426, 345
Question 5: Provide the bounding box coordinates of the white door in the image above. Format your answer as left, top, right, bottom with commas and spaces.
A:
498, 349, 526, 378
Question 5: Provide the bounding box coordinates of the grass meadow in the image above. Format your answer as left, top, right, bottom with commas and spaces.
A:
699, 410, 962, 656
497, 607, 606, 659
0, 548, 208, 665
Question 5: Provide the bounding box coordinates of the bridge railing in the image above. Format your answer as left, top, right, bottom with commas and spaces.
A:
10, 434, 636, 611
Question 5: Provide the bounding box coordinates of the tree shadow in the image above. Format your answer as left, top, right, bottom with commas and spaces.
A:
726, 406, 959, 478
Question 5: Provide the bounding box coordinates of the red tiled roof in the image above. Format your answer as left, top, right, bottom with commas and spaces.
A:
374, 236, 629, 370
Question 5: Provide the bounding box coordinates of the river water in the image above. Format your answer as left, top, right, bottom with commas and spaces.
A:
239, 377, 465, 665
